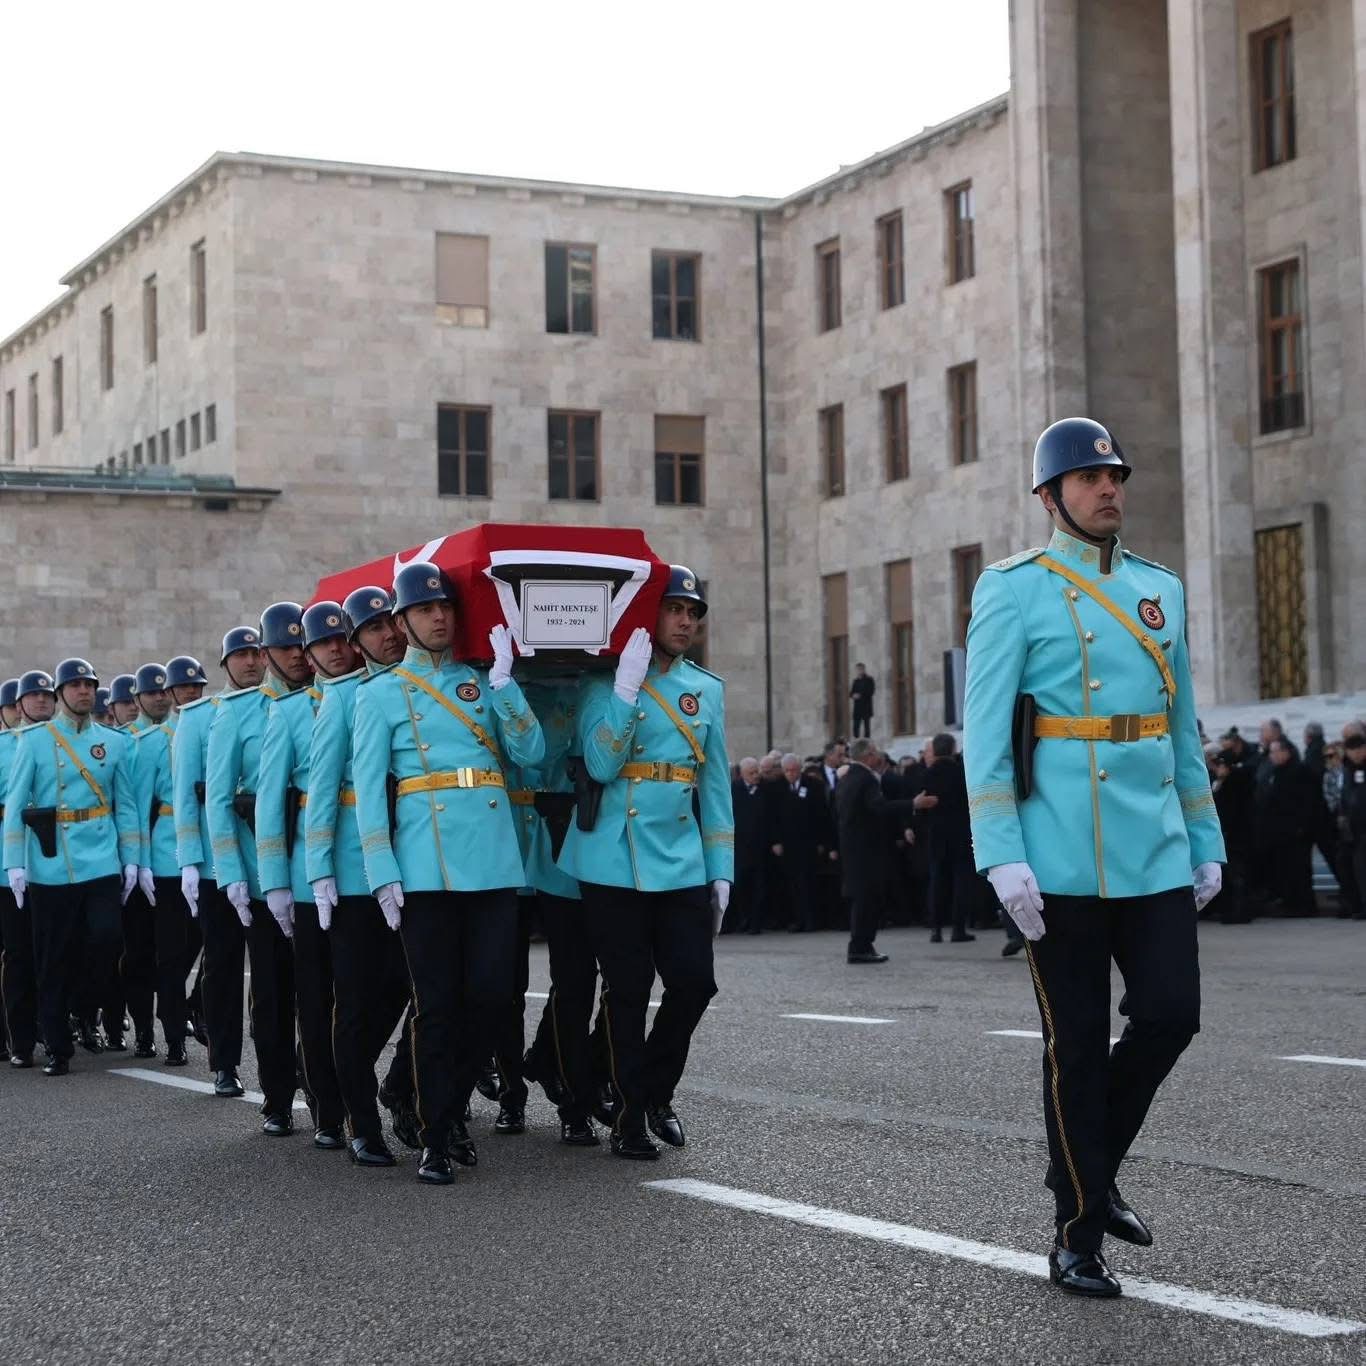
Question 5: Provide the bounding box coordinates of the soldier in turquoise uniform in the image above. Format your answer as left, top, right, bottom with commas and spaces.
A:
558, 566, 735, 1159
351, 561, 546, 1185
207, 603, 313, 1135
1, 675, 40, 1066
3, 660, 141, 1075
175, 629, 261, 1097
306, 586, 413, 1166
107, 674, 139, 729
964, 418, 1226, 1299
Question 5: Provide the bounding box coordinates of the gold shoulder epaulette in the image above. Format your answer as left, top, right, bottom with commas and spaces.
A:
986, 547, 1046, 572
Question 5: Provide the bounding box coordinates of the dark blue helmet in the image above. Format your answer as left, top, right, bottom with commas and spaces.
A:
392, 562, 455, 615
94, 687, 111, 716
0, 678, 18, 709
108, 673, 136, 704
165, 655, 209, 688
662, 564, 708, 618
343, 585, 394, 639
302, 601, 348, 649
220, 626, 261, 665
1031, 417, 1131, 493
134, 662, 169, 695
17, 669, 55, 701
54, 658, 99, 690
259, 601, 305, 649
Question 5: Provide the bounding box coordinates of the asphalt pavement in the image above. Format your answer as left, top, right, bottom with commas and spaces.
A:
2, 915, 1364, 1364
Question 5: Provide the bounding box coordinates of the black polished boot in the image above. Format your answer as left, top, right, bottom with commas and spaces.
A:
418, 1146, 454, 1185
1106, 1184, 1153, 1246
1049, 1245, 1121, 1297
647, 1103, 685, 1148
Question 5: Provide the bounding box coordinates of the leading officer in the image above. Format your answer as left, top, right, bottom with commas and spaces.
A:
964, 418, 1225, 1298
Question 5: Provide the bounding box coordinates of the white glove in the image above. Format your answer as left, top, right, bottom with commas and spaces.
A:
137, 867, 157, 905
266, 887, 295, 938
613, 627, 653, 705
1193, 861, 1223, 912
987, 862, 1046, 942
225, 881, 252, 927
121, 864, 139, 906
311, 877, 338, 931
710, 879, 731, 936
488, 625, 516, 691
377, 881, 404, 931
181, 865, 200, 918
7, 868, 26, 909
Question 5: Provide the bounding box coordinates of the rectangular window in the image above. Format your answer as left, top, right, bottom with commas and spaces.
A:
819, 403, 845, 497
190, 412, 202, 451
886, 559, 914, 735
436, 404, 491, 497
652, 251, 700, 341
547, 410, 599, 500
143, 274, 158, 364
100, 305, 114, 390
1252, 20, 1295, 172
146, 434, 157, 463
1254, 523, 1308, 698
175, 419, 186, 458
435, 233, 490, 327
654, 415, 705, 506
882, 383, 909, 482
952, 544, 983, 647
190, 240, 207, 334
27, 373, 38, 449
876, 211, 905, 310
947, 182, 975, 284
160, 428, 170, 462
51, 356, 63, 435
205, 404, 216, 443
545, 243, 596, 334
823, 572, 849, 737
1258, 259, 1305, 433
133, 441, 143, 467
816, 238, 842, 332
948, 362, 978, 465
3, 389, 14, 461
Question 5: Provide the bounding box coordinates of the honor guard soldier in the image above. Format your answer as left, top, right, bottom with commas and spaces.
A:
208, 603, 312, 1135
3, 661, 141, 1075
177, 630, 262, 1097
306, 587, 413, 1167
558, 567, 735, 1160
108, 674, 140, 730
352, 562, 546, 1185
1, 676, 40, 1066
92, 687, 113, 726
256, 601, 357, 1151
964, 418, 1225, 1298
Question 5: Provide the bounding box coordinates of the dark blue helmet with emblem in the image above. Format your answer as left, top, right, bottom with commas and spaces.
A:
392, 561, 456, 615
133, 662, 170, 696
54, 657, 99, 690
108, 673, 136, 705
94, 686, 111, 717
165, 655, 209, 688
1031, 417, 1131, 493
259, 601, 306, 649
17, 669, 56, 700
220, 626, 261, 665
0, 678, 18, 709
302, 601, 348, 649
342, 585, 394, 639
662, 564, 708, 618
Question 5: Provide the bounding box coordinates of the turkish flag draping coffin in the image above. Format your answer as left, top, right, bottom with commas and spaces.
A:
310, 523, 670, 670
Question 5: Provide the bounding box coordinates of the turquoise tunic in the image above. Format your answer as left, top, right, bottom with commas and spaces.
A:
172, 691, 226, 874
517, 680, 581, 901
303, 667, 370, 898
557, 658, 735, 892
133, 716, 179, 878
256, 683, 323, 901
964, 528, 1225, 898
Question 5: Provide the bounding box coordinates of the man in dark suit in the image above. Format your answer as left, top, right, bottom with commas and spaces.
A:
835, 738, 916, 963
773, 754, 826, 932
913, 734, 978, 943
730, 757, 770, 933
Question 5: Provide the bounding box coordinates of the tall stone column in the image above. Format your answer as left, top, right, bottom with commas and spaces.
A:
1166, 0, 1259, 703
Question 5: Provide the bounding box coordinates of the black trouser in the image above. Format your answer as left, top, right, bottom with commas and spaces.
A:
185, 911, 204, 1023
120, 893, 156, 1039
581, 881, 717, 1136
852, 709, 871, 739
398, 889, 519, 1149
731, 862, 767, 934
778, 855, 819, 931
80, 885, 124, 1037
1271, 837, 1315, 914
1, 886, 38, 1056
1022, 887, 1200, 1255
244, 899, 296, 1115
380, 1002, 416, 1106
847, 885, 881, 955
199, 880, 245, 1072
1352, 841, 1366, 919
525, 893, 599, 1121
31, 877, 122, 1063
331, 895, 411, 1141
293, 900, 344, 1131
929, 847, 975, 936
152, 878, 191, 1043
493, 898, 537, 1109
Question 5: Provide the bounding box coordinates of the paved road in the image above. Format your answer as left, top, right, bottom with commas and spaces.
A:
3, 916, 1364, 1364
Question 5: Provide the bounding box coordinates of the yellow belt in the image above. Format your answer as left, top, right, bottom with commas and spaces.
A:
1034, 713, 1169, 743
396, 769, 506, 797
620, 761, 697, 784
296, 790, 357, 809
56, 805, 111, 822
157, 804, 174, 817
510, 789, 535, 807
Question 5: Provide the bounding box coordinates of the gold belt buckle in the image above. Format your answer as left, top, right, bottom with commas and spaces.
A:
457, 767, 474, 789
1109, 714, 1140, 742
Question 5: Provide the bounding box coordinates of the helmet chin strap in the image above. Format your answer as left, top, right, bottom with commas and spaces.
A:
1049, 480, 1114, 549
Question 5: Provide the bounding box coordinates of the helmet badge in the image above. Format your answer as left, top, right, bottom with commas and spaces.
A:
1094, 438, 1112, 456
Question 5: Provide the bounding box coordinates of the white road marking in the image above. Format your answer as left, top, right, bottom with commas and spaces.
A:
988, 1028, 1119, 1045
112, 1067, 309, 1110
1279, 1054, 1366, 1070
783, 1013, 895, 1025
646, 1179, 1366, 1340
526, 990, 661, 1007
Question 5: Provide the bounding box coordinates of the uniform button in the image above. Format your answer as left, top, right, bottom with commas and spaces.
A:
1089, 680, 1101, 691
1068, 589, 1080, 601
420, 743, 430, 751
1153, 594, 1162, 605
638, 712, 646, 721
1084, 631, 1095, 643
1162, 776, 1173, 785
475, 706, 484, 714
632, 776, 642, 784
488, 799, 498, 808
435, 803, 445, 812
413, 712, 423, 720
634, 744, 645, 754
628, 808, 638, 817
678, 814, 688, 822
1161, 639, 1172, 651
1098, 770, 1108, 781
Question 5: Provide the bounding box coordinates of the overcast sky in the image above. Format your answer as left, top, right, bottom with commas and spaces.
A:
0, 0, 1010, 333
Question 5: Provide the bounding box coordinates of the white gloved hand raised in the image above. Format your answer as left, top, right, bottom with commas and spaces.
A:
1193, 861, 1223, 912
137, 867, 157, 905
181, 865, 200, 917
7, 867, 26, 910
266, 888, 295, 938
710, 879, 731, 937
225, 881, 252, 927
488, 625, 517, 691
121, 864, 139, 906
987, 862, 1046, 942
376, 881, 404, 932
613, 627, 654, 705
311, 877, 337, 932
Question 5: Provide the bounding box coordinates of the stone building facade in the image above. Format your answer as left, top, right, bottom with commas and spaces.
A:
2, 0, 1363, 757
